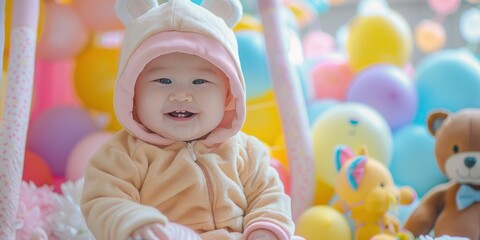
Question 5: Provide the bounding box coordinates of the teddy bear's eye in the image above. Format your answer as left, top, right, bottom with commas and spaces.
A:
380, 183, 384, 188
453, 145, 459, 153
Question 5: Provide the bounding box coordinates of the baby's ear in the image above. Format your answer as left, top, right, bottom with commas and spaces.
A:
202, 0, 242, 28
116, 0, 158, 27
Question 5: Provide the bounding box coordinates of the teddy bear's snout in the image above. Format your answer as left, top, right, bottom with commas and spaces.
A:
464, 156, 476, 168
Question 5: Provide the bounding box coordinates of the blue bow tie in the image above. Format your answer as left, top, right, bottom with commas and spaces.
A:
456, 184, 480, 211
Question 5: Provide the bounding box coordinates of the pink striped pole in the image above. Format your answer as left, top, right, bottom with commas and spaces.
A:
257, 0, 315, 220
0, 0, 39, 238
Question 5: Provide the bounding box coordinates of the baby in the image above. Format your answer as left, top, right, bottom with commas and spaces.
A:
80, 0, 295, 239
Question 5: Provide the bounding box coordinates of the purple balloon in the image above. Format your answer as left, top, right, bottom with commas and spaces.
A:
27, 106, 99, 176
347, 64, 417, 130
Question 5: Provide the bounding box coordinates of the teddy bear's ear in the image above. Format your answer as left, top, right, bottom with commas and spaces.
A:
346, 156, 367, 190
116, 0, 158, 27
335, 145, 355, 171
202, 0, 242, 28
427, 110, 450, 136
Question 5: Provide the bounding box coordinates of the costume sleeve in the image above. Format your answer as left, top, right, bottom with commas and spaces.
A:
240, 136, 295, 240
80, 144, 168, 240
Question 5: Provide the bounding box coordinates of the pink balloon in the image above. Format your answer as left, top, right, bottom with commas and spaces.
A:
66, 131, 113, 181
72, 0, 123, 32
36, 2, 88, 60
310, 58, 354, 101
302, 31, 335, 59
428, 0, 461, 15
30, 59, 81, 123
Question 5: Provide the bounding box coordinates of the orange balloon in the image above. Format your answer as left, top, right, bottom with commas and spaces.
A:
23, 149, 53, 186
415, 19, 445, 53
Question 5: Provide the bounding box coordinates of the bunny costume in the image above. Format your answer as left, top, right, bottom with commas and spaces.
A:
80, 0, 294, 239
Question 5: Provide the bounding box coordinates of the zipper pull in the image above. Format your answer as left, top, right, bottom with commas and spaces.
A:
187, 142, 197, 161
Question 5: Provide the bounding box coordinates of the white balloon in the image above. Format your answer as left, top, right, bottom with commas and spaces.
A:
460, 8, 480, 43
357, 0, 389, 16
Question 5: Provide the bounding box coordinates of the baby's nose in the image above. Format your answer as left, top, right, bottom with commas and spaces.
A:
168, 92, 192, 102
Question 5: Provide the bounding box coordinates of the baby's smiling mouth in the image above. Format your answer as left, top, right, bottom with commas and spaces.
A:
166, 110, 196, 119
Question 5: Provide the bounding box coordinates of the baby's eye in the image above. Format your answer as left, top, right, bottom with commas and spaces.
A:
193, 79, 208, 85
453, 145, 459, 153
154, 78, 172, 84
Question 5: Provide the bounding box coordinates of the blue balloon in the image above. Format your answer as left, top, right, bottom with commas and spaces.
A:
306, 0, 330, 15
414, 49, 480, 125
236, 31, 272, 99
306, 99, 339, 126
389, 124, 448, 197
191, 0, 203, 5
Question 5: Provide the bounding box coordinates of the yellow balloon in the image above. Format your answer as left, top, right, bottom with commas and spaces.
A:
270, 134, 289, 170
346, 11, 412, 72
415, 20, 445, 53
242, 90, 282, 146
4, 0, 45, 57
73, 45, 119, 114
233, 14, 262, 32
295, 205, 351, 240
312, 103, 392, 188
313, 178, 335, 205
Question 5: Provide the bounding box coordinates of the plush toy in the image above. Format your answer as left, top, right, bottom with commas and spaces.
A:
332, 145, 416, 240
404, 109, 480, 239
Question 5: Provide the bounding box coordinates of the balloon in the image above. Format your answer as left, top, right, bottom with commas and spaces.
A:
346, 11, 412, 72
30, 59, 81, 123
346, 64, 417, 130
310, 57, 354, 101
305, 0, 330, 15
270, 134, 289, 170
428, 0, 460, 15
73, 45, 119, 113
389, 125, 449, 197
415, 19, 445, 53
66, 131, 113, 181
23, 149, 53, 187
284, 1, 314, 27
295, 205, 351, 240
329, 0, 346, 5
313, 177, 336, 205
414, 49, 480, 124
236, 31, 272, 99
36, 2, 88, 60
312, 103, 392, 187
270, 158, 291, 196
242, 91, 282, 145
72, 0, 123, 32
233, 14, 262, 32
307, 99, 340, 126
27, 106, 99, 176
460, 8, 480, 43
302, 31, 335, 58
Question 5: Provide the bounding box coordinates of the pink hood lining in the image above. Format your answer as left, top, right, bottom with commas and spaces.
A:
114, 31, 246, 147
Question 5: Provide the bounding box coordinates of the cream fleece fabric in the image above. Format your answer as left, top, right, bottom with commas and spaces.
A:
81, 131, 294, 240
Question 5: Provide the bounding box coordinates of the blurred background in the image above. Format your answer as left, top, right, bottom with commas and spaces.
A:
2, 0, 480, 238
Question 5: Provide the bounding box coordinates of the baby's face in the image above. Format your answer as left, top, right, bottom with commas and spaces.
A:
134, 52, 227, 142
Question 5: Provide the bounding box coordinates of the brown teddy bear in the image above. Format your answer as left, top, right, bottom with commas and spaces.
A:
404, 109, 480, 239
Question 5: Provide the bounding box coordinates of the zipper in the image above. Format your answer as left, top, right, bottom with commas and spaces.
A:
187, 142, 217, 229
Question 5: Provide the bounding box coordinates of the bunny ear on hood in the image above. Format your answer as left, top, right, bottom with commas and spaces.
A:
113, 0, 246, 147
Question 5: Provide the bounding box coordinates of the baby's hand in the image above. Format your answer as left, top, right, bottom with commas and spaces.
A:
128, 223, 167, 240
247, 229, 279, 240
